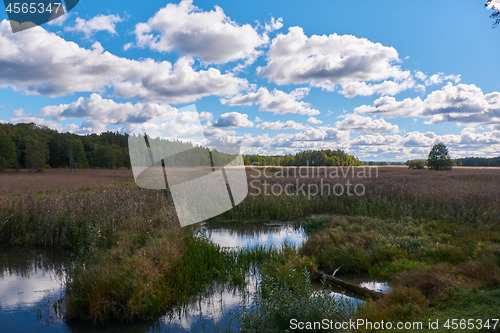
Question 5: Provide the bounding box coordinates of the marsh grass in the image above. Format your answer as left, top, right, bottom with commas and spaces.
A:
239, 247, 352, 333
219, 166, 500, 224
295, 214, 500, 331
2, 168, 500, 327
299, 215, 500, 279
65, 228, 284, 325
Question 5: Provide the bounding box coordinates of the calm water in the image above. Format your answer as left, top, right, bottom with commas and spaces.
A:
0, 221, 388, 332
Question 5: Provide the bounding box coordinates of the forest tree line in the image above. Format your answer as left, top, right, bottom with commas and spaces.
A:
0, 123, 130, 172
0, 123, 363, 171
1, 123, 498, 172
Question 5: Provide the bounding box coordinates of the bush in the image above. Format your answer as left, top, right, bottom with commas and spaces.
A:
408, 160, 424, 169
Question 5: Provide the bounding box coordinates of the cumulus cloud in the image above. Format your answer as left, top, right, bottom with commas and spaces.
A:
487, 0, 500, 11
222, 87, 320, 116
256, 120, 307, 130
424, 73, 461, 86
349, 129, 500, 160
258, 27, 409, 95
264, 17, 283, 32
10, 115, 63, 131
203, 122, 500, 160
0, 21, 246, 103
307, 117, 323, 125
66, 15, 123, 37
11, 108, 24, 116
355, 96, 424, 118
230, 126, 350, 154
355, 83, 500, 126
133, 0, 267, 64
39, 93, 176, 126
213, 112, 253, 128
335, 113, 399, 134
39, 95, 223, 136
113, 57, 247, 103
340, 78, 424, 98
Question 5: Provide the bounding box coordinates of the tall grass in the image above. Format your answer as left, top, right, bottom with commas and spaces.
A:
298, 215, 500, 278
239, 247, 353, 333
218, 166, 500, 224
65, 229, 283, 325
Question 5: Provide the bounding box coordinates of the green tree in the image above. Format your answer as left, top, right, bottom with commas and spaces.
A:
24, 136, 49, 173
408, 160, 424, 169
0, 126, 16, 172
428, 143, 452, 171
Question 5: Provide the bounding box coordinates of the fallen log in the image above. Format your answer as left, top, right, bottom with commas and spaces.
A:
311, 271, 384, 300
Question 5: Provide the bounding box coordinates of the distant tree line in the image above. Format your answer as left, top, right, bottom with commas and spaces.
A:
243, 149, 362, 167
362, 161, 406, 166
3, 123, 498, 172
406, 157, 500, 168
0, 123, 363, 172
454, 157, 500, 167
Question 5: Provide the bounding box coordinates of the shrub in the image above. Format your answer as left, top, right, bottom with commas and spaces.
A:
408, 160, 424, 169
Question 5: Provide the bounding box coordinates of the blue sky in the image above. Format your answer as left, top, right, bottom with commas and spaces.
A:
0, 0, 499, 161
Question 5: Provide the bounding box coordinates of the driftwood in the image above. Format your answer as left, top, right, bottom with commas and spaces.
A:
311, 271, 384, 300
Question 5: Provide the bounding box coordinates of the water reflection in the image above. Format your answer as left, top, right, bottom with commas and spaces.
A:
359, 281, 391, 293
196, 221, 307, 250
0, 222, 388, 332
157, 273, 258, 332
0, 249, 68, 332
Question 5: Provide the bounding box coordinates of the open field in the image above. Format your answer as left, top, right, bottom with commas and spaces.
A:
1, 167, 499, 330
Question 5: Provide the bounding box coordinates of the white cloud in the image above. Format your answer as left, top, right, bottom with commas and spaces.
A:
355, 83, 500, 126
0, 21, 246, 103
414, 71, 427, 81
10, 116, 62, 131
113, 57, 247, 103
133, 0, 267, 64
47, 13, 71, 26
349, 129, 500, 160
66, 15, 123, 37
264, 17, 283, 32
355, 96, 424, 118
39, 93, 176, 126
258, 27, 409, 93
204, 123, 500, 160
424, 73, 461, 86
39, 96, 222, 136
335, 113, 399, 134
203, 126, 236, 138
213, 112, 253, 128
11, 108, 24, 116
256, 120, 307, 130
199, 112, 214, 122
340, 78, 423, 98
307, 117, 322, 125
222, 87, 320, 116
487, 0, 500, 11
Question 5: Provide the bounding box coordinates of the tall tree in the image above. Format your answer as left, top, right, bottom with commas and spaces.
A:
428, 143, 452, 171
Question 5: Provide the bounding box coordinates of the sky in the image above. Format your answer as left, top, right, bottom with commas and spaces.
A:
0, 0, 499, 161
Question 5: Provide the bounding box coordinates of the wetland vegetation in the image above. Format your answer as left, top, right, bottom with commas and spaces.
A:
1, 166, 499, 331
